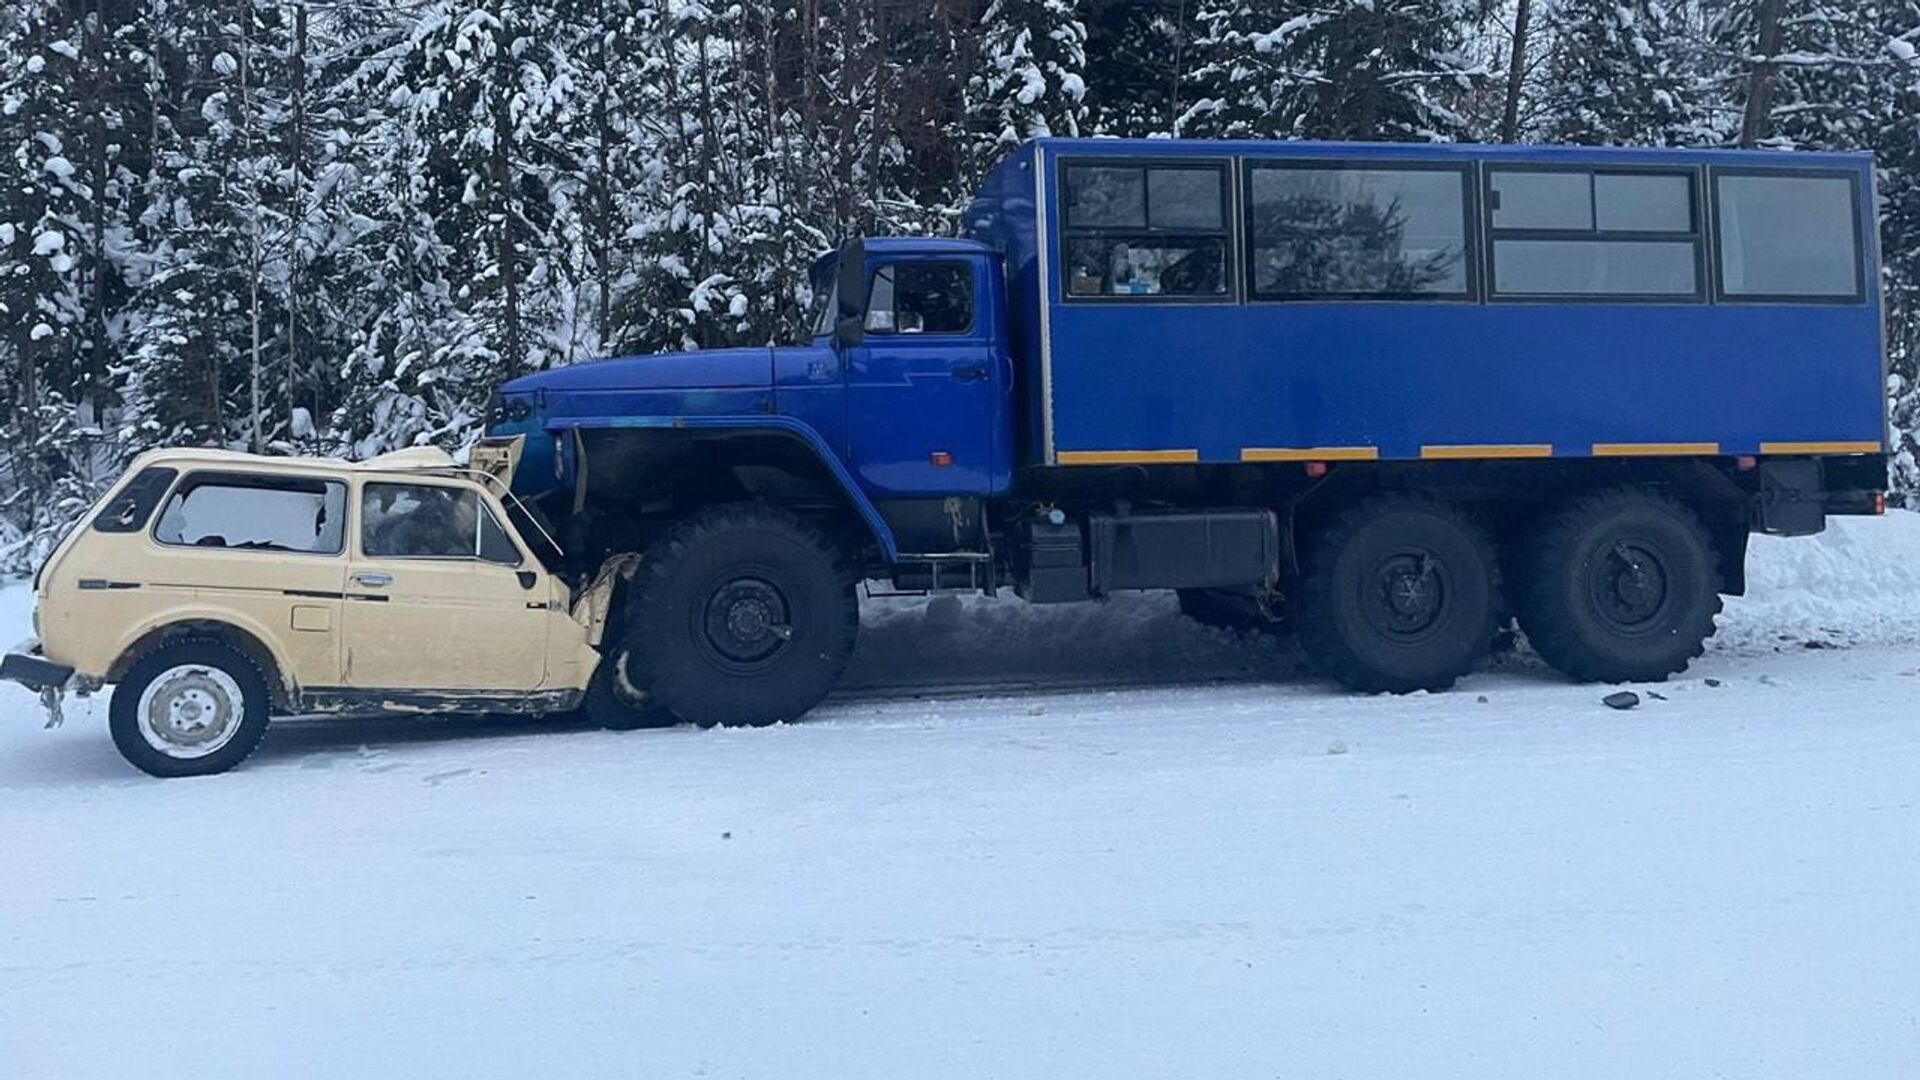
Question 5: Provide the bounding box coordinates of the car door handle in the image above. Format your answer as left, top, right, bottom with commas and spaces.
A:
351, 572, 392, 588
951, 364, 989, 383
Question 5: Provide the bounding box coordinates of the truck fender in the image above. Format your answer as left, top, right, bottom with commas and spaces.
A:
551, 415, 901, 561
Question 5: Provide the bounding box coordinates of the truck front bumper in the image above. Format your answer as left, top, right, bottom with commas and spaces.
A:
2, 640, 75, 693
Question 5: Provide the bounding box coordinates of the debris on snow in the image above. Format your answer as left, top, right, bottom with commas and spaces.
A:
1602, 691, 1641, 710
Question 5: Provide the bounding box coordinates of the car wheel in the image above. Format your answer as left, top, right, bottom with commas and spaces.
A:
624, 504, 858, 727
1517, 488, 1723, 683
1294, 494, 1501, 693
582, 639, 674, 730
109, 639, 272, 778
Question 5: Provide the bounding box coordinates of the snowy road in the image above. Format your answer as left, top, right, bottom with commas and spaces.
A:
3, 518, 1918, 1078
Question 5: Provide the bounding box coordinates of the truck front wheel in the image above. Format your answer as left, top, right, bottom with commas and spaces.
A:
1517, 489, 1723, 682
1294, 495, 1501, 693
624, 504, 858, 727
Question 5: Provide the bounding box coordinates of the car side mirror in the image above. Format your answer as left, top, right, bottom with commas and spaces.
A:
516, 570, 537, 590
834, 237, 867, 348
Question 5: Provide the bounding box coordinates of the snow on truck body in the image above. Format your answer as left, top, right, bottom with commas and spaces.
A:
2, 446, 632, 776
486, 138, 1890, 729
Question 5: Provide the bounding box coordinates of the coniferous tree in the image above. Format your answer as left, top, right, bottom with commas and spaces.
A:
966, 0, 1090, 157
1540, 0, 1697, 146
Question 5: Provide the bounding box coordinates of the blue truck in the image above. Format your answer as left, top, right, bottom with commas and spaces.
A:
486, 138, 1889, 726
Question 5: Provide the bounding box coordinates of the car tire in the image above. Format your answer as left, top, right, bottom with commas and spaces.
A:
1517, 488, 1723, 683
1176, 588, 1286, 634
1294, 494, 1501, 693
109, 639, 273, 778
582, 639, 674, 730
623, 504, 858, 727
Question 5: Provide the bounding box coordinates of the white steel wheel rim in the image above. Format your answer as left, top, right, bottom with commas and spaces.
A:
136, 665, 247, 760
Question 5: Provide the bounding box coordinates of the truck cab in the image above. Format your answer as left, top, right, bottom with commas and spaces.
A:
491, 236, 1017, 569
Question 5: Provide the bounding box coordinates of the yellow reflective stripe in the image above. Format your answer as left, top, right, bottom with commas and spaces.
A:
1056, 449, 1201, 466
1759, 441, 1882, 455
1420, 444, 1554, 460
1240, 446, 1380, 462
1591, 442, 1721, 457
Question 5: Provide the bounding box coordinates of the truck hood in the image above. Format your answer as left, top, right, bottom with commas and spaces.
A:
501, 347, 773, 393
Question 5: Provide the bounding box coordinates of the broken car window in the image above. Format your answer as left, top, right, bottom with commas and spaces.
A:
153, 473, 347, 554
361, 483, 520, 565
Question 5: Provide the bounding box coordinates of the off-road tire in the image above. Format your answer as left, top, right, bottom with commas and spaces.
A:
1517, 488, 1723, 683
1176, 588, 1286, 634
623, 504, 858, 727
1294, 495, 1502, 693
109, 639, 272, 778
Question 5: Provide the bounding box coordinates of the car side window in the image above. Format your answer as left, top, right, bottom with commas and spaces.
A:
864, 262, 973, 335
93, 466, 179, 533
361, 482, 521, 565
153, 473, 346, 554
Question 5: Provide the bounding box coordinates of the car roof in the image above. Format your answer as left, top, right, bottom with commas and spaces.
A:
127, 445, 465, 477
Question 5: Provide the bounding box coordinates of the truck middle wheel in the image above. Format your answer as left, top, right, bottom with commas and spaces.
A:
1293, 494, 1502, 694
1516, 488, 1723, 683
621, 504, 859, 727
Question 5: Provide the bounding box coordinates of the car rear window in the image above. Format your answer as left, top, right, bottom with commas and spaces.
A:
153, 473, 347, 554
92, 467, 179, 534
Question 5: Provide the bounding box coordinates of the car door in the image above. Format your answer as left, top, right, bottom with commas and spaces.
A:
845, 257, 1001, 496
339, 478, 552, 693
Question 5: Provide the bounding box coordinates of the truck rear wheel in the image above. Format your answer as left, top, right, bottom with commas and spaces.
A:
1294, 495, 1501, 693
624, 504, 858, 727
1517, 488, 1722, 683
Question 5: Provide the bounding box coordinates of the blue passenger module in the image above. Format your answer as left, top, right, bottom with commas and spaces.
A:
966, 139, 1885, 468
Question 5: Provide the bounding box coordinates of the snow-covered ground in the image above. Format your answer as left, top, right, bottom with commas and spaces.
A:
4, 517, 1918, 1079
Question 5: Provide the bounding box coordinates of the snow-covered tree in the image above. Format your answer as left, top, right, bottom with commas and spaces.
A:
1183, 0, 1482, 142
966, 0, 1090, 158
1539, 0, 1698, 146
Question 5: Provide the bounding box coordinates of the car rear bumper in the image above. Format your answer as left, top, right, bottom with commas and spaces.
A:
2, 640, 75, 692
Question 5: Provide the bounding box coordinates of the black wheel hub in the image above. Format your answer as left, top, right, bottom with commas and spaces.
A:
1367, 552, 1448, 639
702, 577, 793, 665
1590, 540, 1670, 631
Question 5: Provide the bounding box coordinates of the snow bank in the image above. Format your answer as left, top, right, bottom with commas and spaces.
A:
1719, 509, 1920, 650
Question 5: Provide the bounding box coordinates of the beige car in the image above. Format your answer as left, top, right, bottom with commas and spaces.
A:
3, 444, 642, 777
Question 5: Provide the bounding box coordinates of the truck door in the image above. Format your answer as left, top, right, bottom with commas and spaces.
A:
845, 256, 1002, 496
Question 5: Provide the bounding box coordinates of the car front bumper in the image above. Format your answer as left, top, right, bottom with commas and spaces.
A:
2, 640, 75, 693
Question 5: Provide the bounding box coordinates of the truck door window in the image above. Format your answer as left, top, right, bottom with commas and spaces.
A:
153, 473, 346, 554
1245, 164, 1470, 299
1061, 162, 1229, 298
361, 482, 522, 565
864, 262, 973, 334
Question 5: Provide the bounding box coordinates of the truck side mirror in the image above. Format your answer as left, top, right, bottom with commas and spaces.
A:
834, 237, 867, 348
